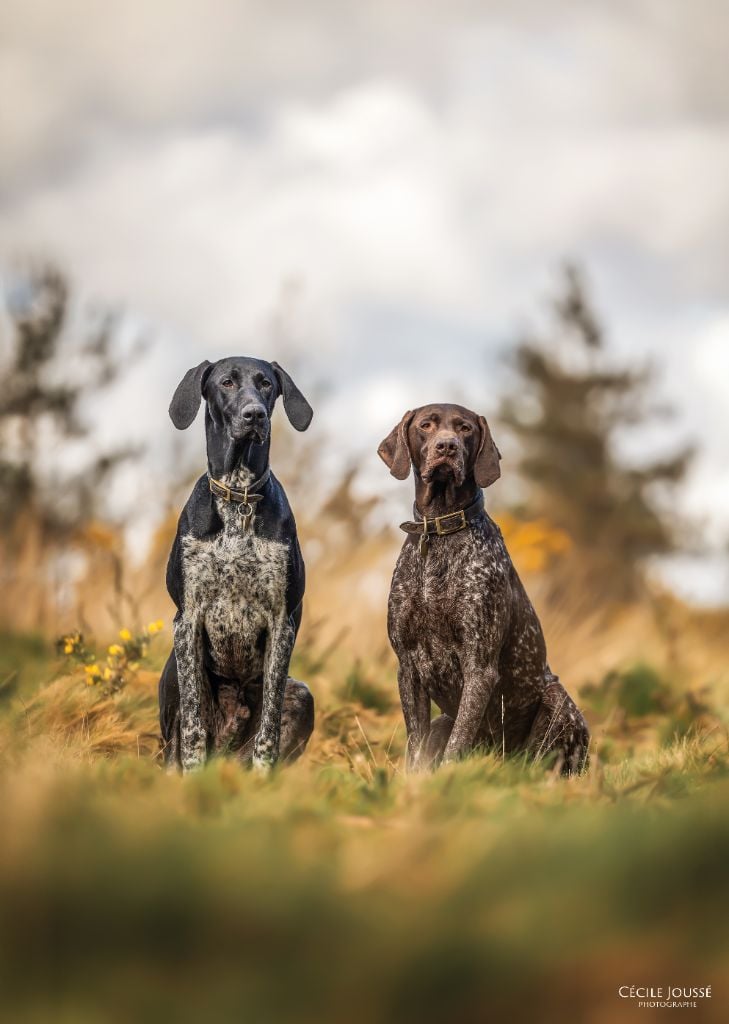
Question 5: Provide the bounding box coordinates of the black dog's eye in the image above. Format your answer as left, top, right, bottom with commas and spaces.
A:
260, 378, 272, 390
220, 378, 235, 389
460, 423, 472, 432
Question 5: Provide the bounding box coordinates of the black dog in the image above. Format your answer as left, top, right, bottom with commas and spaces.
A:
159, 357, 315, 772
379, 403, 589, 775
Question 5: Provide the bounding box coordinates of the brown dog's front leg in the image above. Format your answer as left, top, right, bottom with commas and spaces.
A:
397, 661, 431, 770
443, 664, 498, 763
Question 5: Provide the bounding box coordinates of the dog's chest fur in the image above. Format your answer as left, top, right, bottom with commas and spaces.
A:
388, 515, 543, 715
182, 492, 288, 681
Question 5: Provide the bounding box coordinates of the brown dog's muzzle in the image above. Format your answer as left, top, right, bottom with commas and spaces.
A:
421, 431, 466, 484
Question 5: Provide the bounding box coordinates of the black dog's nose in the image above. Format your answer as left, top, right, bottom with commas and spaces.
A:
241, 404, 267, 426
435, 436, 459, 455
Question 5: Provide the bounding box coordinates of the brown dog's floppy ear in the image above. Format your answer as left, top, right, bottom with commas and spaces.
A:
475, 415, 501, 488
169, 360, 213, 430
271, 362, 313, 431
378, 410, 414, 480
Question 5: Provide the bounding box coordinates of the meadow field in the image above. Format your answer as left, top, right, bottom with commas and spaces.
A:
1, 263, 727, 1022
1, 514, 727, 1024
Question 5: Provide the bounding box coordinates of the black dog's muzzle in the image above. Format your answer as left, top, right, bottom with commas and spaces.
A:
229, 402, 270, 443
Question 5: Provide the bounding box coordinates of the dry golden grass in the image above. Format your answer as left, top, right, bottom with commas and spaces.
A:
0, 635, 727, 1023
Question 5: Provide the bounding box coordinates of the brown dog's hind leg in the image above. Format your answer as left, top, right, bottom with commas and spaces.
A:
527, 678, 590, 776
422, 714, 455, 768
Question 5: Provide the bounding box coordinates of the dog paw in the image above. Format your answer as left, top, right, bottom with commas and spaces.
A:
252, 732, 279, 772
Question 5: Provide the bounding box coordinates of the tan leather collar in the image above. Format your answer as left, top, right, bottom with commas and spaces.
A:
208, 467, 270, 503
400, 493, 484, 557
399, 493, 484, 537
208, 468, 271, 525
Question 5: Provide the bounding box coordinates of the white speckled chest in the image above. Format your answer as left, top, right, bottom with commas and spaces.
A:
181, 518, 288, 681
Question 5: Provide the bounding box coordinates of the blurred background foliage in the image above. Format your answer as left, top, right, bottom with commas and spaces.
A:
0, 258, 710, 642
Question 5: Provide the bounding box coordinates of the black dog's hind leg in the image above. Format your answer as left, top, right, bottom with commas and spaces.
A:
237, 677, 314, 765
278, 678, 315, 761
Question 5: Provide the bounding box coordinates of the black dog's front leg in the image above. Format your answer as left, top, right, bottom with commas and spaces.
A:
253, 612, 296, 771
173, 615, 208, 772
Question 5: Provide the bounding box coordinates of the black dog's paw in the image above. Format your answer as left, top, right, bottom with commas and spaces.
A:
252, 731, 279, 773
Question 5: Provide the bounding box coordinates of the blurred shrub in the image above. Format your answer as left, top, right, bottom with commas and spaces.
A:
336, 660, 394, 713
583, 662, 724, 754
583, 663, 673, 717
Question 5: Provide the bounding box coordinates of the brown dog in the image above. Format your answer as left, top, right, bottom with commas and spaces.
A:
379, 403, 589, 774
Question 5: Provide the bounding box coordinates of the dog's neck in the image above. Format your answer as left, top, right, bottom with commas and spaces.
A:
413, 471, 480, 519
205, 411, 271, 487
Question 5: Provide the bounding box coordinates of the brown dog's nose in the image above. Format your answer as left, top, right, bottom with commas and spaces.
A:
435, 436, 459, 455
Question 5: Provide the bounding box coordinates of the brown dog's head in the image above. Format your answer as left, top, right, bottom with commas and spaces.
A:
378, 403, 501, 489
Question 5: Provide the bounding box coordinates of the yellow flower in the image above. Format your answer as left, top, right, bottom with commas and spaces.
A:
84, 664, 100, 676
103, 666, 113, 680
64, 643, 74, 654
147, 619, 164, 635
107, 644, 123, 656
119, 628, 132, 642
86, 676, 95, 686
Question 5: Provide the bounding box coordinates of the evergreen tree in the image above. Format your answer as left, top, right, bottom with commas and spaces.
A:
500, 265, 692, 598
0, 263, 137, 532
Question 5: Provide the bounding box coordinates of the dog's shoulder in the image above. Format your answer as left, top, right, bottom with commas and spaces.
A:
256, 474, 305, 615
166, 474, 222, 609
254, 473, 297, 543
181, 473, 224, 539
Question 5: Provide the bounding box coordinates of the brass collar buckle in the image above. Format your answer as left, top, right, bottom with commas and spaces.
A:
398, 492, 484, 559
435, 509, 467, 535
208, 468, 270, 532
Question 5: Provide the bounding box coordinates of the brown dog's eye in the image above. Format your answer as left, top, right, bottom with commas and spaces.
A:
220, 378, 235, 388
420, 420, 432, 429
460, 423, 472, 432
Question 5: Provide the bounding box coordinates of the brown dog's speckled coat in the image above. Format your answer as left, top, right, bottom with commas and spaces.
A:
379, 403, 589, 775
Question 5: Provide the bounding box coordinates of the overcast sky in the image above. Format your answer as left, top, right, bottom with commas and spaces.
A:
1, 1, 728, 599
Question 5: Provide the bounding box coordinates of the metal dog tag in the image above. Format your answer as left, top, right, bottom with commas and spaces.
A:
238, 501, 254, 530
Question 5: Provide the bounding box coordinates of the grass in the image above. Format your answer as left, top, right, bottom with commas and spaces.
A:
0, 636, 727, 1023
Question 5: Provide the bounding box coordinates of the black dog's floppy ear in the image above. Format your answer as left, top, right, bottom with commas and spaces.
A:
169, 360, 213, 430
271, 362, 313, 431
378, 410, 414, 480
474, 415, 501, 488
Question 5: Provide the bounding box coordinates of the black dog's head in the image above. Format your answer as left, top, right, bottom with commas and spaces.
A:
169, 357, 313, 445
378, 403, 500, 489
